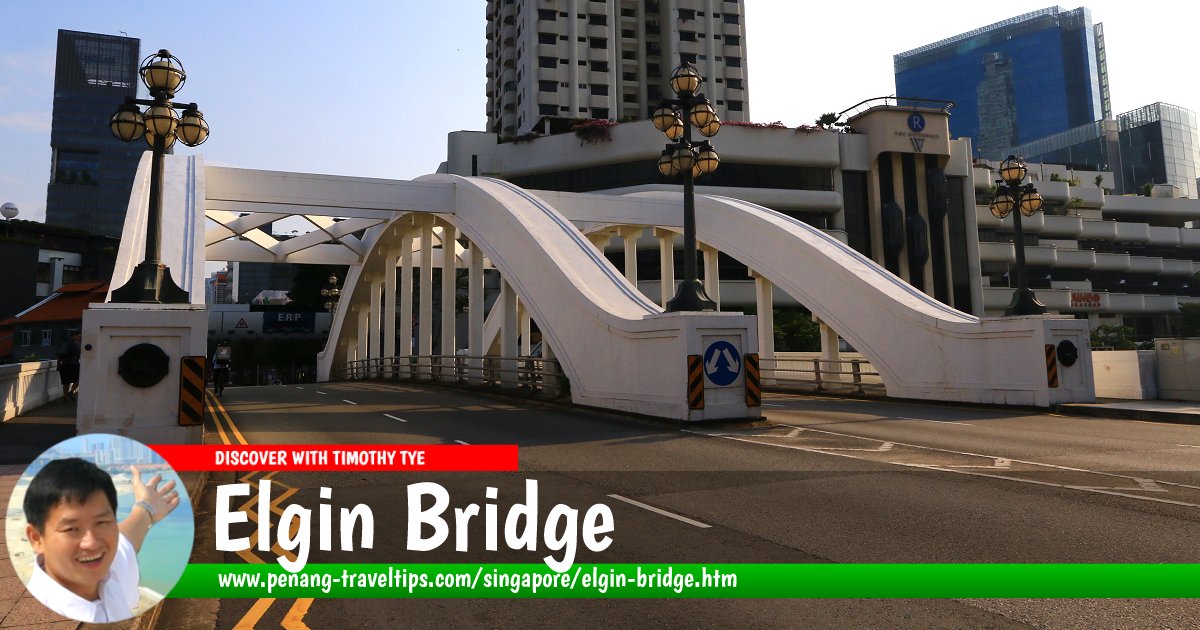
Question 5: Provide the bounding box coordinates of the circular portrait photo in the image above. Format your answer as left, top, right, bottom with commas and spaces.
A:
5, 434, 194, 623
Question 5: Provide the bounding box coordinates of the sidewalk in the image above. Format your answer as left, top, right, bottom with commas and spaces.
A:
0, 398, 79, 629
1057, 398, 1200, 425
0, 400, 207, 630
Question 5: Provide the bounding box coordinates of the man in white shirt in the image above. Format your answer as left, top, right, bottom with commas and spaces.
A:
23, 458, 181, 623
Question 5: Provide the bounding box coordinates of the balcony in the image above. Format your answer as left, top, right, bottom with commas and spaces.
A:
1053, 248, 1097, 269
1092, 252, 1131, 272
1147, 225, 1181, 247
1161, 259, 1195, 276
977, 241, 1015, 263
1114, 222, 1151, 243
1079, 220, 1118, 240
1180, 228, 1200, 249
1127, 256, 1164, 274
1107, 293, 1146, 312
1023, 245, 1058, 267
1041, 215, 1083, 236
1143, 295, 1180, 313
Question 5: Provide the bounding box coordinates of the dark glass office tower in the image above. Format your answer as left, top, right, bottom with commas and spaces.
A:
45, 30, 146, 238
894, 7, 1108, 159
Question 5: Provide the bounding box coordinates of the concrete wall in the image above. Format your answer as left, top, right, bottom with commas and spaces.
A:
1156, 338, 1200, 401
1092, 350, 1157, 399
0, 360, 62, 421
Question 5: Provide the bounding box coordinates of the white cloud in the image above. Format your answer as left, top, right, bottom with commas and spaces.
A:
0, 112, 51, 133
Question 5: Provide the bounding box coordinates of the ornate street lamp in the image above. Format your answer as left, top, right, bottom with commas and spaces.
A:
990, 155, 1047, 315
652, 56, 722, 312
108, 50, 210, 303
321, 274, 342, 313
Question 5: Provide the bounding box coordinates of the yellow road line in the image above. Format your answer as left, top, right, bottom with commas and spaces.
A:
214, 389, 315, 629
206, 391, 232, 446
234, 597, 276, 630
282, 598, 314, 630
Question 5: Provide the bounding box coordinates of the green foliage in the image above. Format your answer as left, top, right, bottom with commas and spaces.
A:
1142, 182, 1154, 196
815, 112, 840, 129
1094, 174, 1105, 187
773, 308, 821, 352
1181, 303, 1200, 337
1090, 324, 1136, 350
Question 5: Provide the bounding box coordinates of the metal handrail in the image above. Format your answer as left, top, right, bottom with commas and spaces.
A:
333, 354, 562, 395
759, 356, 885, 395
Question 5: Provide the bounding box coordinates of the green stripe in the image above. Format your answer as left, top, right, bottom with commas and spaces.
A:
168, 564, 1200, 599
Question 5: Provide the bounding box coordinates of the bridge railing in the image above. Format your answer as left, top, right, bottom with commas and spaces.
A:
333, 354, 563, 396
760, 356, 886, 396
1, 360, 64, 421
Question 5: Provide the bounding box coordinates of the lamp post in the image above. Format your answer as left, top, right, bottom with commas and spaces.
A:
321, 274, 342, 313
990, 155, 1047, 316
651, 57, 721, 312
108, 50, 210, 303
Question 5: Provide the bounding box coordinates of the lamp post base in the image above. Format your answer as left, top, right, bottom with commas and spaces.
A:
111, 261, 190, 304
665, 279, 717, 313
1005, 288, 1047, 316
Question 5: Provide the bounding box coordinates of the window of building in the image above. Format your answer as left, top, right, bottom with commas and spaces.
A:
503, 80, 516, 92
623, 92, 638, 103
622, 29, 635, 38
680, 31, 696, 41
579, 60, 587, 65
590, 60, 609, 72
726, 78, 743, 90
560, 106, 570, 111
54, 151, 99, 186
579, 107, 588, 112
678, 9, 695, 21
726, 56, 741, 67
680, 53, 697, 64
591, 84, 609, 96
539, 80, 558, 92
593, 107, 609, 119
590, 37, 607, 49
41, 330, 52, 347
537, 9, 556, 20
540, 104, 557, 116
539, 56, 556, 68
560, 81, 570, 87
17, 331, 30, 347
723, 14, 740, 24
621, 8, 635, 17
724, 34, 740, 45
622, 50, 637, 60
538, 33, 556, 44
577, 36, 586, 42
589, 14, 607, 25
727, 100, 743, 111
561, 58, 569, 64
622, 71, 637, 81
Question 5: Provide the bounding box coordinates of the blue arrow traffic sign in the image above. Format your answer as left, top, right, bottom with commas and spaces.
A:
703, 340, 742, 387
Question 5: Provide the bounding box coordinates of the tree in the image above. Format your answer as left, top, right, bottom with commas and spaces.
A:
1181, 303, 1200, 337
774, 308, 821, 351
814, 112, 839, 130
1090, 324, 1136, 350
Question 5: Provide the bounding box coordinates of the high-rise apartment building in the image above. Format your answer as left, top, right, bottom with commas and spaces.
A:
485, 0, 749, 137
45, 30, 145, 238
894, 7, 1109, 159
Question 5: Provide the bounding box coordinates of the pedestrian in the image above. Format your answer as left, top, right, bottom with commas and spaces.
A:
58, 331, 81, 401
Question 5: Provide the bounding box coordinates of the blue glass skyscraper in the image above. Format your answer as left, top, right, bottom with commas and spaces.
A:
894, 7, 1109, 159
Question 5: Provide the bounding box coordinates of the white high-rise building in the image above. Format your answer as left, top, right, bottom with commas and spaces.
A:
485, 0, 750, 137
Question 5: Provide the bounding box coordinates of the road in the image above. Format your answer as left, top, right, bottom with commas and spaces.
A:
154, 383, 1200, 629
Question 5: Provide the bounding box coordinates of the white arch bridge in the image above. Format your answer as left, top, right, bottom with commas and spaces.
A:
105, 155, 1095, 421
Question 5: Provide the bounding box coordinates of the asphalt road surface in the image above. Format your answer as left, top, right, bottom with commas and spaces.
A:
153, 383, 1200, 629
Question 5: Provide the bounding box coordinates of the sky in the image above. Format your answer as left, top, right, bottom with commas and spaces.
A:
1, 1, 1197, 226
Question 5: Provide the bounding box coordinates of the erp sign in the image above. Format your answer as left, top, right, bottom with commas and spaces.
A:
703, 340, 742, 387
264, 311, 315, 334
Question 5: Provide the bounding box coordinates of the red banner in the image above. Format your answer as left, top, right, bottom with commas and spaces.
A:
150, 444, 518, 472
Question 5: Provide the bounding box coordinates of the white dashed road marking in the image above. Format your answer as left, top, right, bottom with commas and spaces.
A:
383, 414, 407, 423
607, 494, 712, 528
